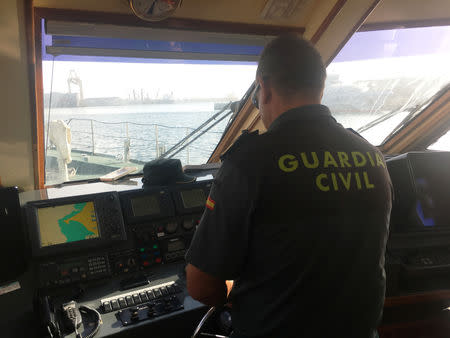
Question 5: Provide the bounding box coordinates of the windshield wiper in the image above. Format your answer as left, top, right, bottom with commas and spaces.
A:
159, 101, 238, 159
380, 83, 450, 143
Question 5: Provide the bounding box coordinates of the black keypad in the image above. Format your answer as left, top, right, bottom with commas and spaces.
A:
140, 292, 149, 302
153, 288, 162, 298
125, 295, 135, 306
118, 298, 127, 308
103, 301, 112, 313
173, 283, 181, 293
133, 294, 141, 304
111, 299, 120, 310
102, 282, 182, 315
147, 290, 155, 300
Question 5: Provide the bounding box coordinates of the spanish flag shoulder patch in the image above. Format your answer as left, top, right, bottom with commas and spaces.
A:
206, 196, 215, 210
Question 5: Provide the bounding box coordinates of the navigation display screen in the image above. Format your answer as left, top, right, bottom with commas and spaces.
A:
37, 202, 100, 247
131, 195, 161, 217
180, 189, 206, 209
412, 155, 450, 227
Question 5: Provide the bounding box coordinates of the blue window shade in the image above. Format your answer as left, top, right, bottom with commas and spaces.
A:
50, 35, 264, 55
42, 20, 263, 64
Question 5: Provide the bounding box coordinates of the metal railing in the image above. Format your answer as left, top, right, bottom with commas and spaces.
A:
63, 103, 232, 165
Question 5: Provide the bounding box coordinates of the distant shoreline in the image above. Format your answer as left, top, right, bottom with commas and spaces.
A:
43, 92, 236, 108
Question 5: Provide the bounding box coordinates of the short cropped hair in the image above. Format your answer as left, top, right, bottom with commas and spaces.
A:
257, 34, 326, 98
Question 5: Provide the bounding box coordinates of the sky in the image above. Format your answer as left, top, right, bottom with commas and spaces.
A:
43, 61, 258, 100
42, 52, 449, 102
42, 25, 450, 101
327, 53, 450, 84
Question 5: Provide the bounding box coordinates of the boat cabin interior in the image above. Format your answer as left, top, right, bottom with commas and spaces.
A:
1, 0, 450, 337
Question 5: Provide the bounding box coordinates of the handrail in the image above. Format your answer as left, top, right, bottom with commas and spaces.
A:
61, 111, 230, 164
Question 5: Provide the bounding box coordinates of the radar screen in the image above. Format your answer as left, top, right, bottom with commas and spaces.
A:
131, 194, 161, 217
180, 189, 206, 209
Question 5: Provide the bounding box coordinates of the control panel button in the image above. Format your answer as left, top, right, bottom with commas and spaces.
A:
139, 292, 149, 302
173, 283, 181, 293
125, 295, 135, 306
165, 222, 178, 234
166, 285, 175, 294
147, 290, 155, 300
132, 294, 141, 304
103, 301, 112, 313
157, 226, 165, 237
118, 297, 127, 308
182, 219, 195, 230
111, 299, 120, 310
153, 288, 162, 298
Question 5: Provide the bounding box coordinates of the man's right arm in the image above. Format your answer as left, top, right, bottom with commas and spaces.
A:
185, 160, 254, 301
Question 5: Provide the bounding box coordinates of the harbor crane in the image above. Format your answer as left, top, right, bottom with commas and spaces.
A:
67, 69, 84, 101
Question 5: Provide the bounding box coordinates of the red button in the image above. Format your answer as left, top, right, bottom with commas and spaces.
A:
155, 257, 162, 263
143, 261, 150, 267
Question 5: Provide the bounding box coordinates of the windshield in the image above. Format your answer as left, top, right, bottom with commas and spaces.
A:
322, 25, 450, 145
43, 60, 257, 185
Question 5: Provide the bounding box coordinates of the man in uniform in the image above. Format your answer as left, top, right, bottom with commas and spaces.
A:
185, 34, 392, 338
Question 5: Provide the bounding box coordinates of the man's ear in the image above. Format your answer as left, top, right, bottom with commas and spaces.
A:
260, 80, 272, 105
319, 85, 325, 102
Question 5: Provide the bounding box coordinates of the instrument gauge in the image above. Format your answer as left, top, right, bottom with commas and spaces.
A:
182, 219, 195, 230
129, 0, 182, 22
165, 222, 178, 234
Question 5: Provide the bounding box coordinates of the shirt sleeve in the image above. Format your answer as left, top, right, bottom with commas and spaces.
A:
185, 160, 254, 280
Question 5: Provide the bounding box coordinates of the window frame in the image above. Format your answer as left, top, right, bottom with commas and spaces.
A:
31, 7, 304, 189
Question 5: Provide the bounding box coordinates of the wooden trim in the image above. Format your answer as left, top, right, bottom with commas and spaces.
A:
247, 113, 262, 132
208, 96, 257, 163
25, 1, 45, 189
34, 8, 46, 189
25, 0, 37, 188
33, 7, 305, 36
324, 0, 381, 65
310, 0, 347, 45
360, 18, 450, 32
379, 316, 450, 333
385, 290, 450, 308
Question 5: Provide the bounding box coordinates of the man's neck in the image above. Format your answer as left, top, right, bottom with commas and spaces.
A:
268, 97, 322, 127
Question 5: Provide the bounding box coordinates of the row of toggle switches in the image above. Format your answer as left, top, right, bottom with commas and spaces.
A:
101, 281, 182, 313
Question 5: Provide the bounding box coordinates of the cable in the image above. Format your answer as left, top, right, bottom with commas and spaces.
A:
76, 305, 102, 338
74, 325, 80, 338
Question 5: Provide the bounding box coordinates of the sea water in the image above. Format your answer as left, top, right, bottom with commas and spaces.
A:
46, 102, 228, 166
46, 102, 448, 168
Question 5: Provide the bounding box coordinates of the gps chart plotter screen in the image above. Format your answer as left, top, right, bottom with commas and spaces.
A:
37, 202, 100, 247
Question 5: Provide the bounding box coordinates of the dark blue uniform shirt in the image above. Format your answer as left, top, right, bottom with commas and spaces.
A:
186, 104, 393, 338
